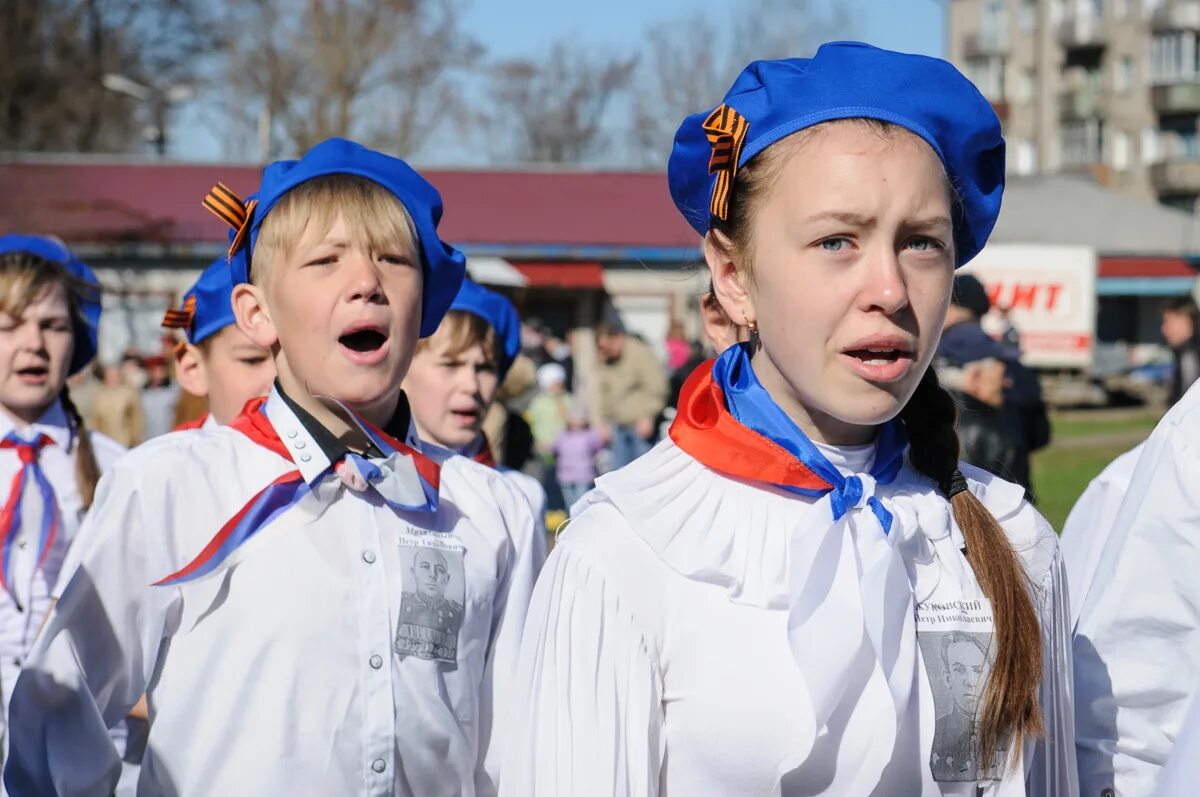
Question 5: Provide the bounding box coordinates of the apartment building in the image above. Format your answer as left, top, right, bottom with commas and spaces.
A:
949, 0, 1200, 212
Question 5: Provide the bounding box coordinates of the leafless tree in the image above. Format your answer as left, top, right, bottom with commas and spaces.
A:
217, 0, 480, 161
0, 0, 214, 153
485, 43, 638, 164
628, 0, 853, 166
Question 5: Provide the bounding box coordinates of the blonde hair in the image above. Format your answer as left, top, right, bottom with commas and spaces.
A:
416, 310, 499, 365
250, 174, 419, 286
0, 251, 103, 508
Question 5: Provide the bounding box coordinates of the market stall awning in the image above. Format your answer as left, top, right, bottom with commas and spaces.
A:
466, 256, 528, 287
511, 261, 605, 289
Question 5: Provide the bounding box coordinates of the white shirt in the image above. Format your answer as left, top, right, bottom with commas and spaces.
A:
0, 403, 124, 725
1074, 380, 1200, 796
502, 438, 1076, 797
5, 388, 538, 797
1059, 443, 1144, 629
1157, 692, 1200, 795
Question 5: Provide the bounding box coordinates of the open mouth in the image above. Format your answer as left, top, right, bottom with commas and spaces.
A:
339, 328, 387, 353
843, 347, 910, 366
15, 365, 49, 381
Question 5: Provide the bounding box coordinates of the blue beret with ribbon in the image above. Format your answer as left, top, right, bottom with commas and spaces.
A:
162, 257, 239, 345
449, 280, 522, 380
667, 41, 1005, 266
201, 137, 467, 337
0, 234, 102, 374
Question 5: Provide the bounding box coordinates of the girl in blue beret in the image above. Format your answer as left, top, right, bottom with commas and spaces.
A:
0, 236, 126, 748
504, 43, 1075, 796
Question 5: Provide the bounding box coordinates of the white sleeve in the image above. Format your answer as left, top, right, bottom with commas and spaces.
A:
1059, 445, 1142, 628
476, 476, 541, 796
501, 510, 664, 797
4, 462, 179, 797
1074, 426, 1200, 796
1026, 539, 1080, 797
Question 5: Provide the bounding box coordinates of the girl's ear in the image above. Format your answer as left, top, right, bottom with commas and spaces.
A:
704, 231, 756, 327
231, 283, 278, 350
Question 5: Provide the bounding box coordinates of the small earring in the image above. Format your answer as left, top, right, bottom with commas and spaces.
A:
745, 318, 758, 334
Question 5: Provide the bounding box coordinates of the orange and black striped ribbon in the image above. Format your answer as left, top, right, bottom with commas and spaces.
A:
702, 104, 750, 222
201, 183, 258, 258
161, 294, 196, 330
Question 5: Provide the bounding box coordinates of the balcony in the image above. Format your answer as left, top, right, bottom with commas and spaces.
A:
1153, 82, 1200, 113
1058, 14, 1107, 49
1060, 85, 1106, 119
963, 29, 1010, 57
1153, 0, 1200, 31
1152, 158, 1200, 192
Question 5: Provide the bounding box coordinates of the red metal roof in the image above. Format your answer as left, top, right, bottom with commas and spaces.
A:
1098, 256, 1197, 278
512, 261, 605, 289
0, 160, 700, 252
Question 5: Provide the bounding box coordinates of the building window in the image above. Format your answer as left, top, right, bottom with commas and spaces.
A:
1013, 139, 1038, 175
1111, 131, 1131, 170
1162, 116, 1200, 160
1062, 120, 1104, 166
1142, 127, 1162, 164
1151, 32, 1200, 84
1016, 68, 1036, 103
1144, 0, 1164, 19
1160, 194, 1197, 213
1020, 0, 1036, 32
1115, 55, 1134, 91
966, 57, 1006, 100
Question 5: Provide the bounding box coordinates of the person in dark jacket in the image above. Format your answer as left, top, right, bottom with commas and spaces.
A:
937, 275, 1050, 495
1161, 296, 1200, 406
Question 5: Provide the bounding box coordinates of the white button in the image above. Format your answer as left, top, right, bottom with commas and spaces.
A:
362, 550, 376, 564
16, 539, 26, 550
294, 441, 306, 450
300, 453, 312, 462
371, 758, 386, 774
369, 654, 383, 669
286, 430, 298, 439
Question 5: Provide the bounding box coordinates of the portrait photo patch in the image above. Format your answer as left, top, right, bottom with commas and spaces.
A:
394, 535, 466, 663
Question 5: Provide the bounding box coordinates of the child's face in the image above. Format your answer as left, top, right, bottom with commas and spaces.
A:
177, 325, 276, 425
403, 337, 499, 450
0, 282, 74, 423
238, 212, 422, 423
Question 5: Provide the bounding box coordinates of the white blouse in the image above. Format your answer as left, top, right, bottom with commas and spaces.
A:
502, 438, 1076, 797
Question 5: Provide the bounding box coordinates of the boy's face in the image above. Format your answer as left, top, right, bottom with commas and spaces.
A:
176, 325, 275, 425
403, 336, 499, 450
235, 212, 422, 424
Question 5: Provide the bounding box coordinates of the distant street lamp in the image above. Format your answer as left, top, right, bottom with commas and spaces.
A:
102, 73, 193, 157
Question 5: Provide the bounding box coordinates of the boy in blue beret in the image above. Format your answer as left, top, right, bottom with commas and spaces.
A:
404, 279, 549, 550
7, 139, 540, 797
163, 255, 275, 429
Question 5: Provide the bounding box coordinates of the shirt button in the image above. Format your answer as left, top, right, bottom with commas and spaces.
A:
16, 539, 26, 550
300, 453, 312, 462
371, 758, 387, 774
294, 441, 306, 450
286, 430, 298, 439
369, 654, 383, 669
362, 550, 376, 564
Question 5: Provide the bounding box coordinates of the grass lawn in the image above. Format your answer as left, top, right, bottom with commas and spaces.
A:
1030, 408, 1161, 532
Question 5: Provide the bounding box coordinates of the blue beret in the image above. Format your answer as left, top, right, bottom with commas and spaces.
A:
163, 257, 237, 345
667, 42, 1005, 266
205, 138, 466, 337
0, 234, 102, 375
449, 280, 521, 380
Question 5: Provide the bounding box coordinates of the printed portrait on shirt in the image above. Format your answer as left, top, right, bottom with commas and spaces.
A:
395, 536, 466, 663
918, 629, 1006, 782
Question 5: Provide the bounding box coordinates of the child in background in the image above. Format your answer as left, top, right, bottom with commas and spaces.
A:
551, 407, 602, 509
87, 363, 142, 447
163, 255, 276, 429
404, 279, 549, 548
0, 235, 125, 767
528, 362, 571, 455
6, 139, 539, 797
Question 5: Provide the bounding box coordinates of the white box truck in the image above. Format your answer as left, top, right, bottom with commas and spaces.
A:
960, 243, 1100, 404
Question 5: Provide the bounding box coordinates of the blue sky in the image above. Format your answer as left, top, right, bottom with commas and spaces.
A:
173, 0, 946, 163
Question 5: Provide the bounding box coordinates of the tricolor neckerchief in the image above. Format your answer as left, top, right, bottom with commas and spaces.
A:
669, 343, 906, 531
470, 437, 497, 468
172, 412, 209, 433
155, 396, 441, 587
0, 433, 59, 607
